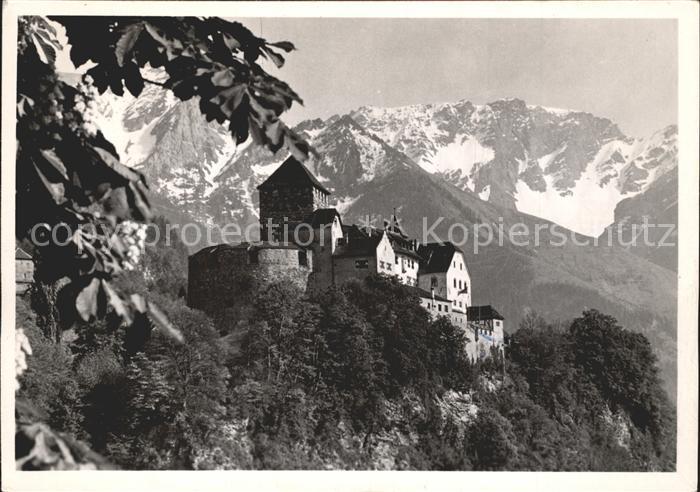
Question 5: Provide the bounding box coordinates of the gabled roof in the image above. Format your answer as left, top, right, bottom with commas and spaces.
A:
191, 241, 304, 258
257, 155, 330, 195
418, 242, 464, 273
354, 226, 422, 261
16, 247, 32, 260
467, 305, 504, 321
333, 233, 383, 259
304, 208, 342, 228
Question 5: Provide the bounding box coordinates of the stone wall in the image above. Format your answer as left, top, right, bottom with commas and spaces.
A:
418, 272, 447, 300
422, 297, 452, 319
188, 246, 312, 315
333, 255, 378, 285
259, 184, 317, 240
308, 241, 334, 294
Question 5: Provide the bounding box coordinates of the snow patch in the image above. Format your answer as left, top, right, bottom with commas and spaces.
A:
333, 194, 362, 215
420, 135, 494, 176
203, 133, 240, 197
528, 104, 574, 116
516, 144, 635, 236
478, 185, 491, 201
252, 158, 286, 177
537, 145, 566, 172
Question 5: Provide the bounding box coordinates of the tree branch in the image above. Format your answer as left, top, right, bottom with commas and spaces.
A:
142, 78, 167, 88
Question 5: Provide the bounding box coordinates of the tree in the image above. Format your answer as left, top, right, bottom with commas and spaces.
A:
569, 310, 672, 447
17, 15, 310, 338
467, 410, 517, 470
15, 14, 308, 470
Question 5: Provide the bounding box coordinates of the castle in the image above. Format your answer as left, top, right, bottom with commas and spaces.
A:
188, 155, 504, 360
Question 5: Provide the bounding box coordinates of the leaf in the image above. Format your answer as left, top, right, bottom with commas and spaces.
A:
39, 149, 68, 181
263, 48, 285, 69
115, 22, 144, 66
269, 41, 295, 52
101, 280, 132, 324
86, 66, 110, 94
222, 33, 241, 51
211, 85, 246, 118
17, 95, 34, 117
32, 34, 56, 65
130, 293, 147, 313
126, 181, 152, 221
148, 302, 184, 343
34, 28, 61, 51
170, 78, 196, 101
92, 146, 141, 183
144, 22, 183, 52
33, 159, 66, 204
76, 278, 100, 321
124, 62, 144, 97
211, 69, 235, 87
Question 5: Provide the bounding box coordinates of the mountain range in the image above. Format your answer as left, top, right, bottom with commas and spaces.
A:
91, 83, 678, 397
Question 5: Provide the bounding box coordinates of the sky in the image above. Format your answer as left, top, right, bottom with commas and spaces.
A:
234, 18, 677, 138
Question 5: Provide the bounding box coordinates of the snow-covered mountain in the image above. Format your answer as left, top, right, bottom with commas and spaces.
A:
351, 99, 677, 236
93, 86, 677, 238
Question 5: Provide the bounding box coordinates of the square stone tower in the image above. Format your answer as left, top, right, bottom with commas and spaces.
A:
257, 156, 331, 241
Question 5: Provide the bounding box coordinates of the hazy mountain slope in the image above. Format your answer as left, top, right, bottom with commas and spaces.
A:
600, 166, 678, 271
336, 165, 677, 396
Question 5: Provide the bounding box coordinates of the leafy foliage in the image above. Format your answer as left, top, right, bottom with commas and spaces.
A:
16, 15, 309, 467
16, 15, 309, 340
18, 258, 675, 470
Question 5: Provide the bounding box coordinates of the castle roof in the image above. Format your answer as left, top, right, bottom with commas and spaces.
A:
418, 242, 464, 273
466, 305, 504, 321
257, 155, 331, 195
354, 226, 422, 261
16, 247, 33, 260
191, 241, 305, 258
304, 208, 342, 228
333, 233, 383, 259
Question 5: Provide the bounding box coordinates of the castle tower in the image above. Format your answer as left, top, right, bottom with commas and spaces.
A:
257, 155, 331, 241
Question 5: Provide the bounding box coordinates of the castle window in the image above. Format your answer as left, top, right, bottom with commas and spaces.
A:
395, 257, 399, 264
248, 249, 259, 264
430, 276, 438, 288
355, 259, 368, 269
298, 250, 308, 267
453, 278, 457, 288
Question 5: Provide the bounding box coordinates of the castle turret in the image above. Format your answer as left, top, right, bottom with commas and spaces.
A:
257, 156, 331, 241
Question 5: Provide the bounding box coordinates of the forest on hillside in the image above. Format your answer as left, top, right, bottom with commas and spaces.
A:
16, 223, 676, 471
